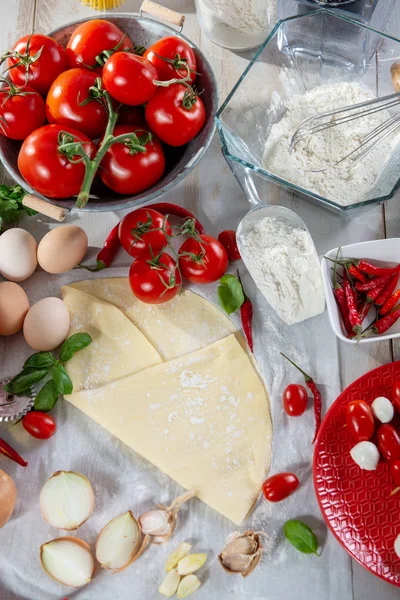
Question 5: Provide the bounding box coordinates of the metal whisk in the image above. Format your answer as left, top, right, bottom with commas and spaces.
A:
290, 63, 400, 173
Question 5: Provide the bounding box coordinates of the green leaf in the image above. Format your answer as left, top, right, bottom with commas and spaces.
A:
23, 352, 56, 370
60, 333, 92, 363
34, 380, 59, 412
4, 368, 49, 395
283, 520, 319, 555
217, 274, 245, 315
51, 363, 73, 395
0, 184, 34, 230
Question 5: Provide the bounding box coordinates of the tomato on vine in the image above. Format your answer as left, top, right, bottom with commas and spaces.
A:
118, 207, 172, 258
102, 52, 158, 105
178, 234, 228, 284
144, 36, 197, 84
129, 251, 181, 304
0, 82, 45, 140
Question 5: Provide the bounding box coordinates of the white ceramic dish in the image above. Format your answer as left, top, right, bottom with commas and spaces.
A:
321, 238, 400, 344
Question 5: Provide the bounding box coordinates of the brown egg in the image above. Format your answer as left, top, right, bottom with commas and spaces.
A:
23, 297, 70, 351
0, 281, 30, 335
37, 225, 88, 274
0, 470, 17, 529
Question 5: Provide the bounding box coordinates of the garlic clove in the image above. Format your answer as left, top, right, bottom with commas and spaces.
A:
218, 530, 264, 577
96, 510, 144, 572
165, 541, 192, 572
40, 471, 94, 530
177, 553, 207, 576
40, 537, 94, 588
177, 574, 201, 598
139, 509, 172, 539
222, 534, 257, 556
158, 568, 181, 597
219, 553, 254, 573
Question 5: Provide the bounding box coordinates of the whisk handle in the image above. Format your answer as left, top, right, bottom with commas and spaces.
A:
140, 0, 185, 29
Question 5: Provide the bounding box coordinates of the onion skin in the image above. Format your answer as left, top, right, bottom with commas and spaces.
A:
0, 470, 17, 529
40, 537, 95, 588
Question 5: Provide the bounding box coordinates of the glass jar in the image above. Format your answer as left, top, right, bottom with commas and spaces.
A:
194, 0, 277, 51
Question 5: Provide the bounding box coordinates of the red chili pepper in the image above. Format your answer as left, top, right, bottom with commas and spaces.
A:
372, 306, 400, 335
367, 279, 391, 304
81, 223, 120, 272
359, 301, 371, 323
353, 260, 400, 277
237, 271, 253, 352
355, 274, 391, 292
347, 264, 367, 283
375, 274, 399, 307
280, 353, 322, 444
334, 286, 353, 336
343, 272, 362, 335
0, 438, 27, 467
149, 202, 205, 235
381, 288, 400, 316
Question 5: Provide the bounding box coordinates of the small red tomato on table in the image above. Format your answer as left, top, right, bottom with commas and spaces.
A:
22, 412, 56, 440
262, 473, 299, 502
283, 384, 308, 417
129, 251, 181, 304
118, 208, 172, 258
178, 234, 228, 284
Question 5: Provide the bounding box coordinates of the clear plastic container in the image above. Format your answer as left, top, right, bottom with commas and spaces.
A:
194, 0, 277, 51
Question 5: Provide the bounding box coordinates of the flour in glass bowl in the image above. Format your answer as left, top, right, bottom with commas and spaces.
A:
262, 82, 398, 206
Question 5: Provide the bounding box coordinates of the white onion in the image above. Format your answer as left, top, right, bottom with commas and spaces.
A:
40, 537, 94, 588
40, 471, 94, 530
350, 441, 380, 471
96, 511, 143, 572
371, 396, 394, 424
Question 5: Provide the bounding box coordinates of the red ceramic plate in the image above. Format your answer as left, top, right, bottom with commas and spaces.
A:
313, 361, 400, 587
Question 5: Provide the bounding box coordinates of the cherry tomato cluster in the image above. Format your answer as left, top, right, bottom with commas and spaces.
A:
0, 21, 206, 204
347, 380, 400, 490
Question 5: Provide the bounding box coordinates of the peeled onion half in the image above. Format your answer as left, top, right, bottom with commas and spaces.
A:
40, 537, 95, 588
40, 471, 94, 530
96, 511, 145, 572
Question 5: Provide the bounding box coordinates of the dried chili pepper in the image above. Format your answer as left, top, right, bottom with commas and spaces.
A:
280, 354, 322, 444
376, 275, 399, 307
371, 307, 400, 335
343, 272, 362, 335
81, 223, 120, 272
355, 274, 391, 292
381, 289, 400, 316
347, 264, 367, 284
0, 438, 27, 467
332, 257, 353, 336
359, 301, 371, 323
149, 202, 205, 235
352, 260, 400, 277
367, 279, 391, 304
237, 271, 253, 352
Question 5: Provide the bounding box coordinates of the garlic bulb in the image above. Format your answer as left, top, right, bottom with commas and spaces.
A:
218, 530, 264, 577
138, 490, 194, 544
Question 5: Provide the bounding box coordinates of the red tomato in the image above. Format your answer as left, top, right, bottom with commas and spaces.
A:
18, 124, 96, 199
119, 207, 172, 258
66, 19, 133, 70
178, 234, 228, 284
118, 107, 147, 128
262, 472, 299, 502
22, 411, 56, 440
283, 384, 308, 417
145, 83, 206, 147
377, 424, 400, 462
144, 36, 197, 85
392, 380, 400, 413
103, 53, 158, 106
99, 126, 165, 195
390, 459, 400, 486
8, 34, 67, 95
46, 68, 108, 139
129, 251, 181, 304
217, 230, 241, 261
0, 85, 45, 140
345, 400, 375, 442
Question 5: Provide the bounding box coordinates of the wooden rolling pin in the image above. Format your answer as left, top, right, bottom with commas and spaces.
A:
22, 194, 69, 223
140, 0, 185, 28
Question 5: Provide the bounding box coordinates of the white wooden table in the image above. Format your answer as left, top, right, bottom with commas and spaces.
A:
0, 1, 400, 599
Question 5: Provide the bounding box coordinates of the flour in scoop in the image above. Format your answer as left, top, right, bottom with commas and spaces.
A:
241, 217, 325, 325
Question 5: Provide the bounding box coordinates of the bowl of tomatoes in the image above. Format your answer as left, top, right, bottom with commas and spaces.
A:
0, 13, 218, 212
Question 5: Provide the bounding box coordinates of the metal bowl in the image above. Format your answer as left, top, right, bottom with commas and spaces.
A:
0, 14, 218, 213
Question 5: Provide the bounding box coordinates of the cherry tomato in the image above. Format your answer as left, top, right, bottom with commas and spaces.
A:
22, 411, 56, 440
99, 126, 165, 195
145, 83, 206, 147
0, 85, 45, 140
118, 106, 147, 128
217, 230, 241, 261
283, 384, 308, 417
119, 207, 172, 258
144, 36, 197, 85
262, 472, 299, 502
66, 19, 133, 70
178, 234, 228, 284
392, 380, 400, 413
345, 400, 375, 442
8, 34, 67, 95
377, 424, 400, 462
103, 53, 158, 106
129, 251, 181, 304
390, 459, 400, 486
46, 68, 108, 139
18, 124, 96, 199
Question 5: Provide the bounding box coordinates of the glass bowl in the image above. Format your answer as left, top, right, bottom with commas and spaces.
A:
216, 9, 400, 215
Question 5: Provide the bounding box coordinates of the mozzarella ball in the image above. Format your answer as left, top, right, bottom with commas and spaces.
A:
371, 396, 394, 423
23, 297, 70, 351
37, 225, 88, 274
0, 228, 37, 281
394, 534, 400, 559
350, 441, 380, 471
0, 282, 29, 335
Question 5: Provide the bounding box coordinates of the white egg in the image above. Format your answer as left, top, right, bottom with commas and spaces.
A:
0, 228, 37, 282
394, 534, 400, 559
350, 441, 380, 471
371, 396, 394, 423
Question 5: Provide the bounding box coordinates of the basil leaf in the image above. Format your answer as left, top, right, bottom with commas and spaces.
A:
23, 352, 56, 370
283, 520, 319, 555
217, 274, 245, 315
60, 333, 92, 363
4, 368, 49, 395
51, 363, 73, 395
34, 380, 59, 412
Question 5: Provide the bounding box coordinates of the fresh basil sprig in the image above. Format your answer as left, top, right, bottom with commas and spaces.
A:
3, 332, 92, 412
217, 274, 245, 315
283, 520, 319, 555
